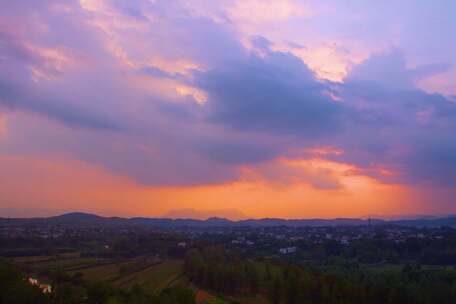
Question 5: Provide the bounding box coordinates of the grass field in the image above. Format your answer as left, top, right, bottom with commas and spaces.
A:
19, 256, 271, 304
18, 254, 184, 294
31, 258, 102, 271
70, 263, 122, 281
18, 256, 265, 304
12, 256, 55, 264
53, 259, 186, 294
113, 260, 184, 293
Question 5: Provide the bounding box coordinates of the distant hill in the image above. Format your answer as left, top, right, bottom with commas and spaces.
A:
0, 212, 128, 226
1, 212, 456, 228
392, 216, 456, 227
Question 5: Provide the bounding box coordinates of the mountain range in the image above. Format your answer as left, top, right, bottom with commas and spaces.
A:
1, 212, 456, 228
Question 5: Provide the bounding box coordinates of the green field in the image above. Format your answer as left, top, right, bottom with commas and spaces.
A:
17, 256, 267, 303
32, 258, 102, 271
12, 256, 55, 264
51, 258, 185, 294
113, 260, 184, 292
18, 254, 184, 294
70, 263, 122, 281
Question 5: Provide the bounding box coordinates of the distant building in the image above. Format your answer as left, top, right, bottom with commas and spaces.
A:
340, 236, 350, 245
28, 277, 52, 294
279, 246, 297, 254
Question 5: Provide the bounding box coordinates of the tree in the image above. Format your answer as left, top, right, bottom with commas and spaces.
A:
270, 276, 283, 304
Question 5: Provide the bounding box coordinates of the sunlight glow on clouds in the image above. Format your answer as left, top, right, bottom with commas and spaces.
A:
226, 0, 311, 25
1, 0, 456, 218
0, 114, 7, 138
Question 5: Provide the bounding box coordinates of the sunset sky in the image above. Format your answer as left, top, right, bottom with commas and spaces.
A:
1, 0, 456, 219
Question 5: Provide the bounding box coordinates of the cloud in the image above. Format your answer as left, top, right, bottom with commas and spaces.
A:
241, 158, 346, 190
140, 66, 182, 79
0, 78, 123, 130
0, 113, 6, 137
337, 51, 456, 186
226, 0, 310, 25
1, 0, 456, 219
347, 49, 450, 91
0, 4, 125, 131
198, 139, 279, 165
196, 41, 346, 138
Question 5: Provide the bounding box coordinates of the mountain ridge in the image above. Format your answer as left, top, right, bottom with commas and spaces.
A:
1, 212, 456, 228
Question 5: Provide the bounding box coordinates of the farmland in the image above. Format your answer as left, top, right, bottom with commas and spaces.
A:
113, 260, 183, 292
3, 214, 456, 304
18, 256, 184, 294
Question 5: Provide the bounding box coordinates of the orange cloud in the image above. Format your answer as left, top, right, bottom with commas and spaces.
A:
152, 177, 410, 219
270, 40, 369, 82
0, 154, 421, 219
0, 114, 7, 137
175, 85, 208, 104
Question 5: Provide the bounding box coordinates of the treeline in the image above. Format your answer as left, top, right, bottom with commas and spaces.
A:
185, 246, 456, 304
293, 228, 456, 265
340, 231, 456, 265
0, 259, 195, 304
266, 263, 456, 304
185, 246, 260, 294
0, 231, 188, 259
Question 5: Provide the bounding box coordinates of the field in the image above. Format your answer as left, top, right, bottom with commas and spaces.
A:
20, 255, 184, 294
12, 256, 56, 264
16, 256, 270, 304
69, 263, 122, 281
33, 258, 102, 272
112, 260, 184, 292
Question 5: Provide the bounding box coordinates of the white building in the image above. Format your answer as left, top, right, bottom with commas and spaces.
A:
279, 246, 297, 254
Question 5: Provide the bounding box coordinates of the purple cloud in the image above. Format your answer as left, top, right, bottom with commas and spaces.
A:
1, 0, 456, 195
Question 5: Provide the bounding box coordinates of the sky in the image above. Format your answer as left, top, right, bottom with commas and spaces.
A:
1, 0, 456, 219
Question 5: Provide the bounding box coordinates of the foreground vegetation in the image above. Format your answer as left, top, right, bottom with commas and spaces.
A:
184, 246, 456, 304
2, 222, 456, 304
3, 244, 456, 304
0, 258, 194, 304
